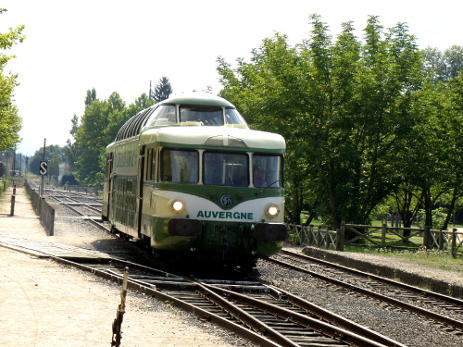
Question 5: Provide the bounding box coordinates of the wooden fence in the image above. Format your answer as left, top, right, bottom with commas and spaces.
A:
287, 222, 463, 258
64, 184, 101, 196
288, 224, 342, 251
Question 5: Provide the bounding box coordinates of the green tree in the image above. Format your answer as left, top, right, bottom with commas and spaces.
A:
435, 75, 463, 229
150, 77, 173, 103
64, 114, 79, 170
444, 46, 463, 80
0, 9, 25, 151
127, 93, 154, 115
72, 91, 153, 185
218, 32, 313, 224
85, 88, 97, 107
399, 90, 446, 230
422, 45, 463, 83
104, 92, 128, 143
28, 145, 65, 176
392, 73, 463, 232
218, 15, 425, 228
74, 98, 112, 185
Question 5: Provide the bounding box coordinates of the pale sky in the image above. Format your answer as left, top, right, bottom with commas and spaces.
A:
1, 0, 461, 156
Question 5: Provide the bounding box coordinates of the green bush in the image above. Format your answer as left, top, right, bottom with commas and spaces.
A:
0, 179, 8, 193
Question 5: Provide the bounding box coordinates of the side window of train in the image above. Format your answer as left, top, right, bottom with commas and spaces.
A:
145, 148, 156, 181
161, 149, 199, 184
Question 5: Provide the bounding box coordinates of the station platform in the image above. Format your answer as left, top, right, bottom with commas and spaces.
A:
0, 184, 233, 347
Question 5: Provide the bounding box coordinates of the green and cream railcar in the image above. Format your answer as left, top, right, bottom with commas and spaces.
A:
102, 94, 287, 269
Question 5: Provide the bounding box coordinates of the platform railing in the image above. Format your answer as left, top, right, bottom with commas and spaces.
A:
287, 222, 463, 257
25, 182, 55, 236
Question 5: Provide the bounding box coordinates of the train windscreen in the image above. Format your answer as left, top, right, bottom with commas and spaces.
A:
161, 149, 199, 184
225, 108, 247, 125
252, 155, 282, 188
203, 152, 249, 186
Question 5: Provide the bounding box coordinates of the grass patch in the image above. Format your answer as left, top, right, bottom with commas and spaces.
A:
344, 245, 463, 274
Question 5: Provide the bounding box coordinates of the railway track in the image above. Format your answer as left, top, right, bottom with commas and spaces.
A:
20, 184, 459, 346
44, 188, 109, 232
0, 234, 404, 347
266, 250, 463, 333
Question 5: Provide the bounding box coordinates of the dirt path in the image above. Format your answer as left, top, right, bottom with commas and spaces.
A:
0, 184, 243, 347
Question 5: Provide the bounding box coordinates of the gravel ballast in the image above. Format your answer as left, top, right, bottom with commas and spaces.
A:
3, 185, 463, 346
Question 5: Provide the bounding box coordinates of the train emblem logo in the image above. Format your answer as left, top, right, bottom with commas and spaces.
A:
220, 194, 233, 207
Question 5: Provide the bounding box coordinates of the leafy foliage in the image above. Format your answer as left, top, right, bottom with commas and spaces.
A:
70, 90, 154, 185
150, 76, 173, 103
28, 145, 65, 177
55, 14, 463, 231
64, 114, 80, 173
0, 9, 25, 151
218, 15, 425, 227
422, 45, 463, 83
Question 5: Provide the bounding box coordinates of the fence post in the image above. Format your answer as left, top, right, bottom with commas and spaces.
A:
381, 224, 387, 248
49, 207, 55, 236
317, 226, 322, 247
308, 225, 314, 246
336, 221, 345, 251
438, 230, 444, 251
452, 228, 457, 258
325, 228, 330, 249
300, 225, 306, 244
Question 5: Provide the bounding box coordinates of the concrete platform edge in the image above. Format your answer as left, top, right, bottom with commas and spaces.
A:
302, 246, 463, 299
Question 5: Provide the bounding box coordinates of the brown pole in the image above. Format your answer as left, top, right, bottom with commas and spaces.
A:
111, 267, 129, 347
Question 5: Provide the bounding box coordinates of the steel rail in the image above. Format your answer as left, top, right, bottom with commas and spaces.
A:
1, 230, 402, 347
264, 284, 407, 347
195, 283, 301, 347
264, 255, 463, 331
59, 202, 111, 232
203, 283, 403, 347
48, 256, 284, 347
281, 249, 463, 307
47, 254, 396, 347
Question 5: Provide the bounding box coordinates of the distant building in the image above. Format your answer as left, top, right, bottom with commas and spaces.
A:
58, 162, 70, 182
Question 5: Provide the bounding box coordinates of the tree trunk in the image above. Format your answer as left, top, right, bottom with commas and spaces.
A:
443, 188, 458, 230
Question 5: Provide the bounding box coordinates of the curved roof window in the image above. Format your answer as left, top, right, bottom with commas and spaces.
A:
115, 108, 154, 141
144, 104, 177, 127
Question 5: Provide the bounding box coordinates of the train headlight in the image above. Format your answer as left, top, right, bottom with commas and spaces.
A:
171, 200, 185, 213
265, 204, 280, 218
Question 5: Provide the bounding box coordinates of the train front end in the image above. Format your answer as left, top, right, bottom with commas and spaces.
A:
145, 126, 287, 270
103, 94, 288, 271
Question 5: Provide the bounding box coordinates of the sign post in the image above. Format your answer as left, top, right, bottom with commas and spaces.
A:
40, 139, 46, 197
39, 161, 48, 176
